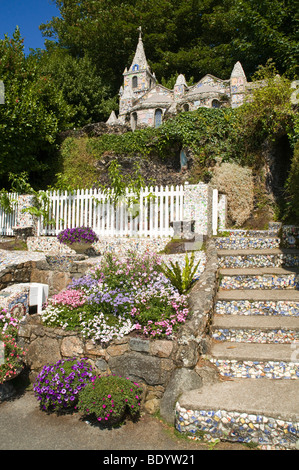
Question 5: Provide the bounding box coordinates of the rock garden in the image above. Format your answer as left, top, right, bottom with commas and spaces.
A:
0, 226, 210, 429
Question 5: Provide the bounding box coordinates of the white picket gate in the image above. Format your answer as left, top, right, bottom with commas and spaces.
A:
38, 185, 185, 237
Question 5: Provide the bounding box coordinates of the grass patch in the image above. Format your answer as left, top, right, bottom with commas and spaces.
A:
0, 238, 28, 251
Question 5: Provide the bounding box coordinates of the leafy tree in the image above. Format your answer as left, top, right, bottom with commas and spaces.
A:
40, 0, 298, 98
35, 47, 117, 128
235, 61, 296, 163
285, 140, 299, 223
0, 28, 72, 189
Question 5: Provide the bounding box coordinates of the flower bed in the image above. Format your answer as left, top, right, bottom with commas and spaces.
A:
0, 309, 26, 383
40, 251, 190, 343
33, 357, 94, 412
33, 357, 142, 426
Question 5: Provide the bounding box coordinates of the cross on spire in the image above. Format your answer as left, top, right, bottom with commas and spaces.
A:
138, 26, 142, 40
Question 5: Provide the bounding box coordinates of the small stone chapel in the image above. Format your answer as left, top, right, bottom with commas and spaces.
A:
107, 28, 252, 131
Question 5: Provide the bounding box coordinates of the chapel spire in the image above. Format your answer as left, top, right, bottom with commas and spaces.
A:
129, 26, 150, 72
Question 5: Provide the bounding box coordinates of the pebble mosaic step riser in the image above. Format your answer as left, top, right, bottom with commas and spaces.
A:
215, 238, 280, 250
212, 328, 299, 344
210, 359, 299, 380
175, 405, 298, 450
219, 275, 299, 290
215, 300, 299, 316
218, 254, 299, 268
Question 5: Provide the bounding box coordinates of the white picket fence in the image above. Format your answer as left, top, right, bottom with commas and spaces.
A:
38, 185, 185, 237
0, 192, 18, 236
0, 185, 222, 238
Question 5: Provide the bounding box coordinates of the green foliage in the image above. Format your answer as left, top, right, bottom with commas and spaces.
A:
54, 137, 99, 190
87, 107, 240, 166
41, 0, 298, 100
5, 171, 56, 225
236, 61, 296, 160
99, 159, 149, 209
284, 141, 299, 223
159, 252, 200, 294
0, 28, 72, 189
0, 190, 15, 214
36, 48, 117, 128
77, 375, 141, 425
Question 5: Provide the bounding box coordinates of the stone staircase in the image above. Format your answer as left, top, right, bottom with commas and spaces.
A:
176, 229, 299, 450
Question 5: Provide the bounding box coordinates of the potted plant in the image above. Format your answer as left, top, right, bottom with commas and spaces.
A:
57, 226, 99, 254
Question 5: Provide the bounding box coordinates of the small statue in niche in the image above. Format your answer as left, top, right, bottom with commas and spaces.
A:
180, 148, 188, 171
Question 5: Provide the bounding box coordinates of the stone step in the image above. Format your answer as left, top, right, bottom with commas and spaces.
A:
215, 290, 299, 316
216, 289, 299, 301
208, 342, 299, 380
217, 248, 299, 268
211, 341, 298, 362
219, 267, 299, 290
215, 236, 280, 250
175, 378, 299, 449
211, 314, 299, 343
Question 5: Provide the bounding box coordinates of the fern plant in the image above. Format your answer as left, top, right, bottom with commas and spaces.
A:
159, 252, 200, 294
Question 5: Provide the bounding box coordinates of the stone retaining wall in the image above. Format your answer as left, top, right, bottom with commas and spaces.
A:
0, 255, 91, 296
27, 236, 172, 257
0, 261, 31, 291
16, 239, 219, 422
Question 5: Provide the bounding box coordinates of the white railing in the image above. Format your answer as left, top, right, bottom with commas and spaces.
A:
38, 185, 185, 237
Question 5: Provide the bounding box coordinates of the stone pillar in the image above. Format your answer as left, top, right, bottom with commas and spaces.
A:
13, 195, 39, 239
183, 183, 213, 237
218, 194, 227, 231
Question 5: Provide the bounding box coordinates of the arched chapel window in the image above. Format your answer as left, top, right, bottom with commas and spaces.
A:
132, 76, 138, 88
155, 109, 162, 128
131, 112, 138, 131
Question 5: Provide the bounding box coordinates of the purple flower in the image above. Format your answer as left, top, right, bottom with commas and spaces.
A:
57, 226, 98, 245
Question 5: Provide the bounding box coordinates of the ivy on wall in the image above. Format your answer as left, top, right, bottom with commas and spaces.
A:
86, 108, 240, 165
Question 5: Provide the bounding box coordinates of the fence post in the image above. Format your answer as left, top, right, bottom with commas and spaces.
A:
13, 195, 39, 239
212, 188, 218, 235
183, 182, 213, 237
218, 194, 227, 231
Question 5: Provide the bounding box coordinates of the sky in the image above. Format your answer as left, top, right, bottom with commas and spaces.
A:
0, 0, 61, 54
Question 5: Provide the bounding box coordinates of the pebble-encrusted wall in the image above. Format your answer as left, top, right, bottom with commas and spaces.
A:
175, 404, 298, 450
0, 284, 29, 317
15, 195, 38, 235
282, 226, 299, 248
27, 236, 172, 257
183, 183, 213, 236
217, 194, 227, 232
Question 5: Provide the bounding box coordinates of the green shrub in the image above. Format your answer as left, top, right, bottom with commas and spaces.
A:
76, 375, 141, 425
285, 140, 299, 223
159, 252, 200, 294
